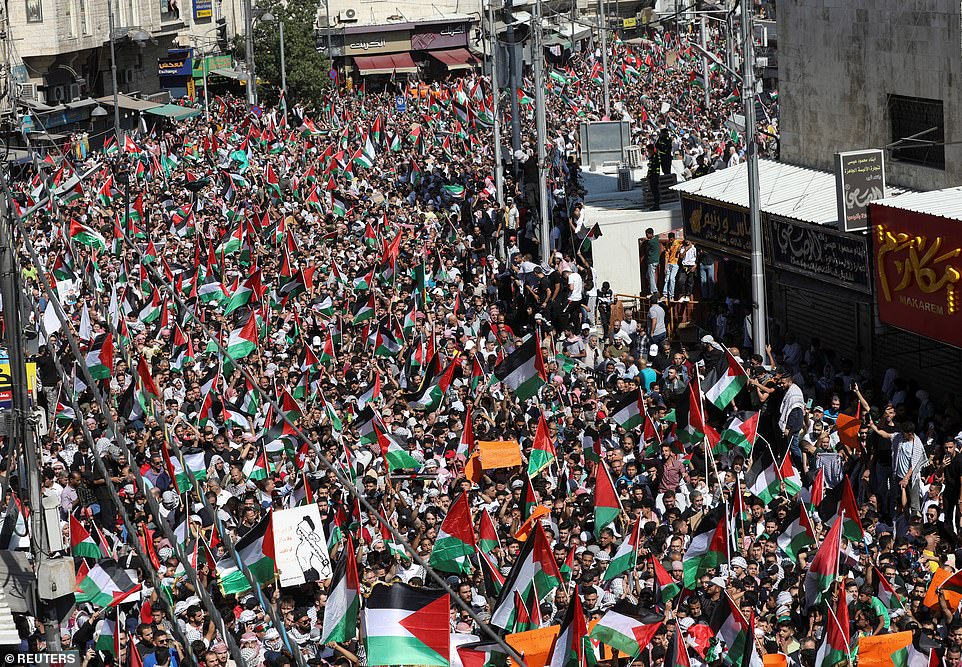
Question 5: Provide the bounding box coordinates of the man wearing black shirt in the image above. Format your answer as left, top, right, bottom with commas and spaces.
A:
943, 436, 962, 537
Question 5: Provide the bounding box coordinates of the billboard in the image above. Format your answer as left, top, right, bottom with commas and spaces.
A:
835, 149, 885, 232
872, 203, 962, 346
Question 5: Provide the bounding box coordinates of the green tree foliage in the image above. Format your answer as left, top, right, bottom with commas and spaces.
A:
252, 0, 332, 108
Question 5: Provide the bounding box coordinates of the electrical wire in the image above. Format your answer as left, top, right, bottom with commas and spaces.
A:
14, 146, 529, 664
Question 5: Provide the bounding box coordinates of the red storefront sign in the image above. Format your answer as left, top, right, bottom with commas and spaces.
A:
871, 202, 962, 346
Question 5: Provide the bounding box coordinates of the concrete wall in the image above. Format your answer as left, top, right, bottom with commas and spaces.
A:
589, 209, 681, 299
778, 0, 962, 190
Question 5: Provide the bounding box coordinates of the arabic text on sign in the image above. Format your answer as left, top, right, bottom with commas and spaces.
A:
876, 224, 962, 312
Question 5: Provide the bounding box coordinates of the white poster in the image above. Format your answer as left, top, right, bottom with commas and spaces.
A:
273, 505, 333, 588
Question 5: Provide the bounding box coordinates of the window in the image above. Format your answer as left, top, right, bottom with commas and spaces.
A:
161, 0, 180, 22
888, 94, 945, 170
79, 0, 90, 35
64, 1, 76, 37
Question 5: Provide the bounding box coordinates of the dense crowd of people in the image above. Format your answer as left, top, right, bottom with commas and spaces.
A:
2, 18, 958, 667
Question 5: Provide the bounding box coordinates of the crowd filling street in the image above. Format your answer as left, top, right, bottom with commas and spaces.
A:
7, 18, 961, 667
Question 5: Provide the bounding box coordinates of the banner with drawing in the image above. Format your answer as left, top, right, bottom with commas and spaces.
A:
273, 505, 333, 587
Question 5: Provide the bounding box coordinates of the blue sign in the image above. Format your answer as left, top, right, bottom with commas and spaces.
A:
193, 0, 213, 20
396, 95, 407, 113
158, 55, 193, 78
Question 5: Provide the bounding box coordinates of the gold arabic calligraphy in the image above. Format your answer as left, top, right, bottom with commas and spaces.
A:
877, 225, 962, 304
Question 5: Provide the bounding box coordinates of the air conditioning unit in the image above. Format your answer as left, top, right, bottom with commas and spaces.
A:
17, 82, 38, 102
69, 83, 82, 101
48, 85, 66, 103
121, 69, 136, 84
339, 8, 357, 22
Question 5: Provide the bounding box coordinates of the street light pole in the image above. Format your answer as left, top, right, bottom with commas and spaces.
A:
244, 0, 256, 105
741, 0, 767, 352
487, 0, 503, 205
598, 0, 610, 118
701, 14, 710, 108
532, 0, 549, 258
279, 20, 287, 97
107, 1, 121, 147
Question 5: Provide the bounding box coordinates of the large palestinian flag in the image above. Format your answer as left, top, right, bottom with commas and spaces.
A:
493, 334, 546, 401
75, 559, 136, 607
363, 582, 450, 667
490, 522, 562, 629
215, 511, 275, 594
320, 537, 360, 643
589, 601, 663, 659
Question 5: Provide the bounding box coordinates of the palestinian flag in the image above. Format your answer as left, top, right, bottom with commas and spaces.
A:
443, 184, 466, 199
652, 555, 682, 606
429, 492, 476, 573
85, 333, 114, 380
478, 548, 505, 597
216, 511, 275, 594
682, 505, 728, 589
375, 421, 420, 471
709, 594, 753, 667
814, 604, 850, 667
493, 334, 546, 402
609, 389, 644, 431
352, 294, 376, 324
243, 450, 270, 481
75, 559, 136, 607
745, 446, 782, 505
490, 522, 562, 629
55, 399, 76, 423
458, 642, 509, 667
874, 567, 905, 612
226, 312, 259, 359
665, 623, 692, 667
718, 411, 759, 457
406, 358, 457, 413
478, 508, 501, 554
320, 537, 360, 643
804, 512, 842, 612
602, 519, 641, 583
677, 379, 707, 446
701, 350, 747, 410
546, 586, 589, 667
69, 219, 107, 251
594, 461, 622, 537
820, 476, 864, 542
224, 269, 263, 315
527, 413, 557, 477
589, 601, 663, 659
95, 613, 119, 654
70, 515, 105, 559
374, 328, 401, 358
362, 582, 450, 667
775, 503, 816, 561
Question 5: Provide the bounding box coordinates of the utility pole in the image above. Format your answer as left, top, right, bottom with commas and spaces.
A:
107, 2, 122, 147
700, 14, 710, 107
598, 0, 610, 118
505, 0, 521, 174
279, 20, 287, 99
532, 0, 550, 257
0, 179, 44, 645
741, 0, 766, 352
487, 0, 504, 205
